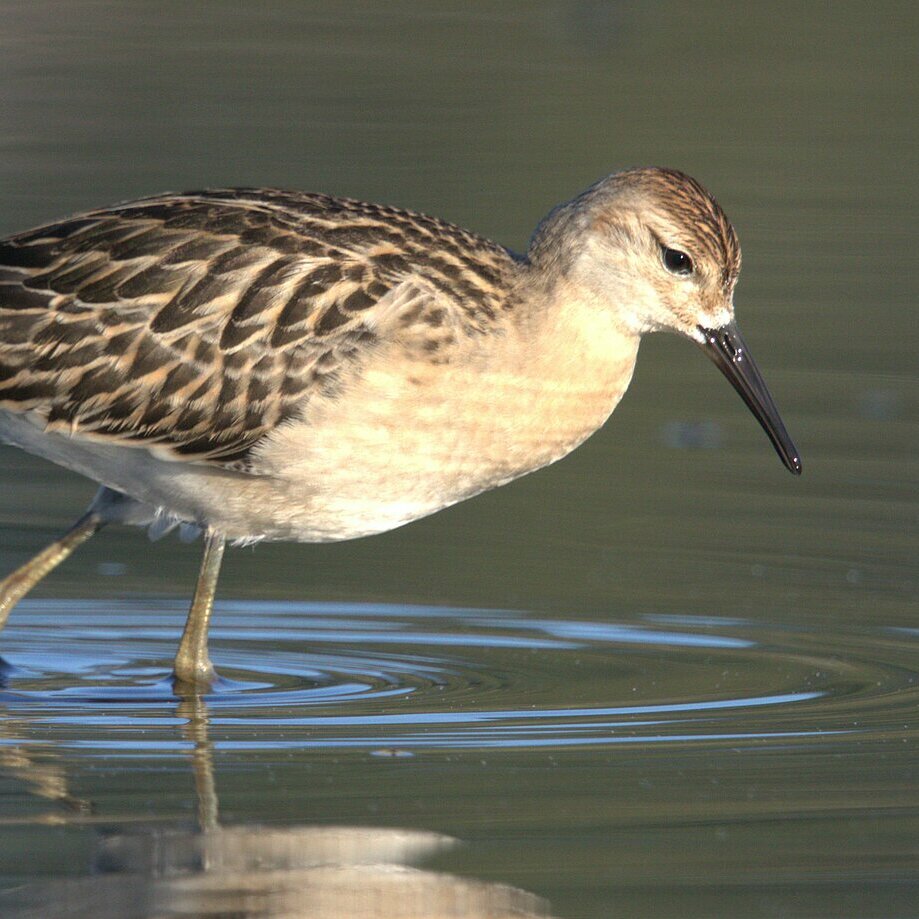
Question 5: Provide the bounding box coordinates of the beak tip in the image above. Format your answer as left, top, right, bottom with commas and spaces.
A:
698, 322, 802, 480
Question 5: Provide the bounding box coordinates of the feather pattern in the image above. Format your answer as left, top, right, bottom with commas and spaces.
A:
0, 188, 517, 469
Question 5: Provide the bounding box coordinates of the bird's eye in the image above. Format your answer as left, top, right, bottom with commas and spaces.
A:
662, 247, 694, 276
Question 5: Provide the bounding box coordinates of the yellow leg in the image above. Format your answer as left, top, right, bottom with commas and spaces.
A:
0, 511, 104, 631
174, 530, 225, 688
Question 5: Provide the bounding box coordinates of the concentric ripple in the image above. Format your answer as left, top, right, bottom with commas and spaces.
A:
0, 599, 917, 754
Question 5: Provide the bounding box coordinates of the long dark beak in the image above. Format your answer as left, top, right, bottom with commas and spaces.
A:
697, 321, 802, 475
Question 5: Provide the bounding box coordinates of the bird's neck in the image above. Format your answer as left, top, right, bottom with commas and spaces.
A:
492, 265, 641, 461
513, 264, 640, 395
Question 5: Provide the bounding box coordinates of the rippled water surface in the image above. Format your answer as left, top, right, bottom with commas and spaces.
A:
0, 2, 917, 917
0, 601, 919, 756
3, 600, 918, 754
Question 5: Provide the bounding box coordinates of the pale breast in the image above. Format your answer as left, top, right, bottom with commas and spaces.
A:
252, 323, 640, 542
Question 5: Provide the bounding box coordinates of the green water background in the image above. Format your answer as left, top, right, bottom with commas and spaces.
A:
0, 3, 916, 917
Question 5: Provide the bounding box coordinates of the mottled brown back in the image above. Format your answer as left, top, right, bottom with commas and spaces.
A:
0, 189, 516, 468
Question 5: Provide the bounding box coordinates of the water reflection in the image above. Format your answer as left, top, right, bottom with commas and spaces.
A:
1, 599, 918, 916
0, 713, 91, 818
2, 691, 552, 918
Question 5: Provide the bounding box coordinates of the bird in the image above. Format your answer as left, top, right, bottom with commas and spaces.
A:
0, 167, 801, 687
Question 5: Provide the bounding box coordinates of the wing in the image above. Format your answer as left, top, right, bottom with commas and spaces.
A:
0, 189, 515, 469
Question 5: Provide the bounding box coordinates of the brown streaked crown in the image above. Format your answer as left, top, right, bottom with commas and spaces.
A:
616, 167, 741, 290
527, 167, 741, 296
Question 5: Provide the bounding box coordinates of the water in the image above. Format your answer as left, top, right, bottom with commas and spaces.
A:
0, 2, 916, 916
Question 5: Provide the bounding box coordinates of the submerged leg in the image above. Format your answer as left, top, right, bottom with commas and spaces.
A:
174, 529, 226, 688
0, 511, 105, 631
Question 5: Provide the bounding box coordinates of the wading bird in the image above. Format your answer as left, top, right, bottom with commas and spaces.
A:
0, 168, 800, 686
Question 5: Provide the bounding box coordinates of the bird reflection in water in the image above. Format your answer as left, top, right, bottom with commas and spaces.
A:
0, 714, 92, 819
1, 691, 552, 918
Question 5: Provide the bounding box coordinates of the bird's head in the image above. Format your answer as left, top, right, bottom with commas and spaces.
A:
529, 167, 801, 474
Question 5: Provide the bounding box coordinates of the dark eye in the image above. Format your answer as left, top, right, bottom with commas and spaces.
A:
662, 247, 693, 276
